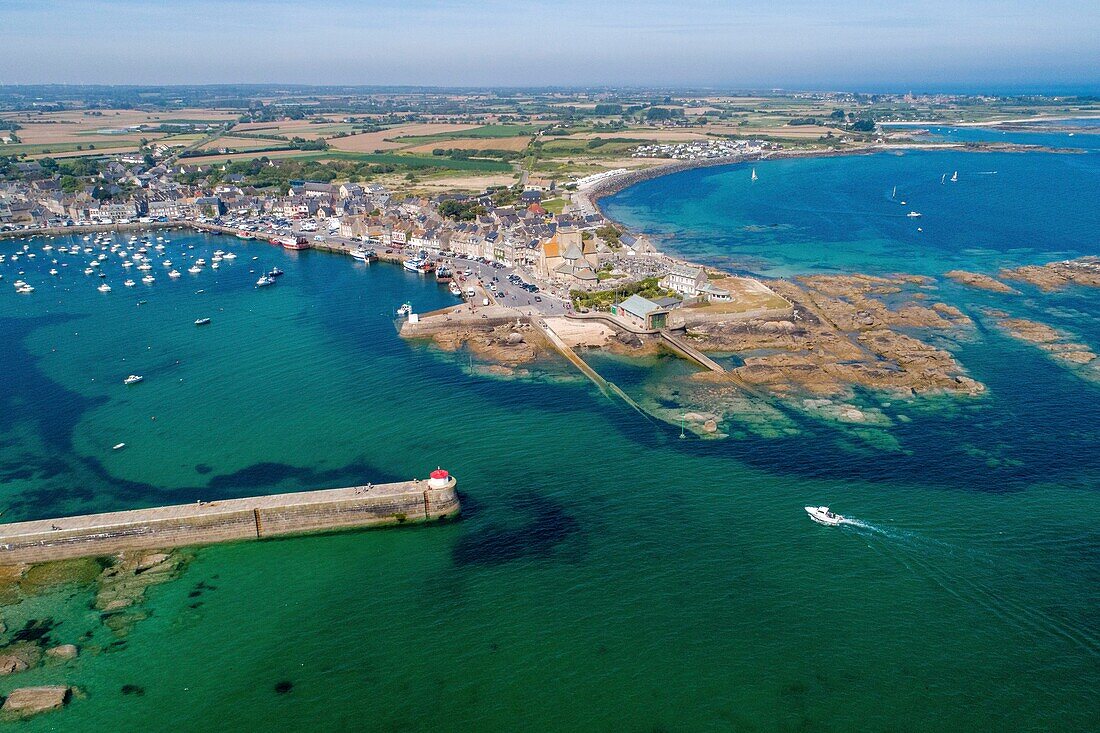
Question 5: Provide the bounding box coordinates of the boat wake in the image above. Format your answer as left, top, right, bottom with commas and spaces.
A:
836, 515, 1100, 657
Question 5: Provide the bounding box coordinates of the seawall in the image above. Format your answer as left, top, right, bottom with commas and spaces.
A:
0, 476, 459, 565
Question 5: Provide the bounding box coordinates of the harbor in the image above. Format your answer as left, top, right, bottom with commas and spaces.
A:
0, 471, 459, 565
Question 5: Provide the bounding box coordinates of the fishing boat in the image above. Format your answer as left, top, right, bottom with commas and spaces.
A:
280, 236, 310, 251
805, 506, 844, 526
123, 375, 144, 385
194, 317, 212, 326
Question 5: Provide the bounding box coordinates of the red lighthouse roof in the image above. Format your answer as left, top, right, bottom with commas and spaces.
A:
430, 469, 449, 480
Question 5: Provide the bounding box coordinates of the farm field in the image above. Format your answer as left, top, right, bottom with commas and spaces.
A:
403, 136, 532, 153
198, 135, 295, 151
178, 148, 513, 172
327, 123, 483, 152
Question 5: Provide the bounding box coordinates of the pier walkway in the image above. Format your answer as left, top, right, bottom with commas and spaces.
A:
0, 475, 459, 565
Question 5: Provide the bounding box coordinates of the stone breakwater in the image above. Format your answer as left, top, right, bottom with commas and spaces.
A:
0, 476, 459, 565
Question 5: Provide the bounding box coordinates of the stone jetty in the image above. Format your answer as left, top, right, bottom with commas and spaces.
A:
0, 472, 459, 565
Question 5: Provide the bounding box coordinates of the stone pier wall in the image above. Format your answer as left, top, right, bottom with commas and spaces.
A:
0, 479, 459, 565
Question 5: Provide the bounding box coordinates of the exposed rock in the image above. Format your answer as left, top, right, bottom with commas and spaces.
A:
945, 270, 1019, 294
136, 553, 170, 572
0, 655, 28, 675
45, 644, 78, 660
1, 686, 71, 717
702, 419, 718, 433
1000, 257, 1100, 291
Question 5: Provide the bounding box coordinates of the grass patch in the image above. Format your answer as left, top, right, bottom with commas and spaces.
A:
392, 124, 539, 144
542, 197, 567, 214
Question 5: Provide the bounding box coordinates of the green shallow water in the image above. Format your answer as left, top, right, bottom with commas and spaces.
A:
0, 195, 1098, 730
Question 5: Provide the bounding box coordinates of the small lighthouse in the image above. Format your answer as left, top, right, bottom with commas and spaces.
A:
428, 468, 451, 489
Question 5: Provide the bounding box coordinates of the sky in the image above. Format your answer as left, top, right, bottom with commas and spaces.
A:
2, 0, 1099, 92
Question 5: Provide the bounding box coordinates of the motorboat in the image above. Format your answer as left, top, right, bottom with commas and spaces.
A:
188, 266, 202, 274
351, 247, 370, 261
97, 283, 112, 292
805, 506, 844, 526
123, 374, 144, 385
141, 275, 156, 284
403, 258, 426, 273
256, 274, 275, 287
396, 303, 412, 317
449, 281, 463, 297
124, 279, 136, 287
268, 267, 284, 278
169, 270, 182, 278
906, 211, 922, 218
194, 317, 212, 326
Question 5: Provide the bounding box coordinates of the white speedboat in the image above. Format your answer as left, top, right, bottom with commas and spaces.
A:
169, 270, 181, 278
906, 211, 922, 218
396, 302, 412, 316
97, 283, 112, 292
124, 279, 136, 287
256, 275, 275, 287
805, 506, 844, 526
123, 374, 144, 385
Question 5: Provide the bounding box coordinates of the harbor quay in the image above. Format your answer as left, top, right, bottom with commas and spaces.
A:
0, 471, 459, 565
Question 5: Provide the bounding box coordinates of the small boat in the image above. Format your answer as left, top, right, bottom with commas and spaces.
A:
351, 247, 370, 261
97, 283, 112, 293
194, 317, 212, 326
906, 211, 922, 218
222, 252, 237, 260
396, 303, 412, 317
751, 168, 758, 182
188, 266, 202, 274
112, 443, 126, 451
256, 275, 275, 287
268, 267, 284, 278
124, 279, 136, 287
941, 173, 947, 185
83, 267, 95, 275
402, 258, 426, 273
123, 375, 144, 385
169, 270, 181, 278
142, 275, 155, 284
49, 269, 58, 276
805, 506, 844, 526
950, 171, 958, 182
891, 185, 896, 199
449, 281, 463, 297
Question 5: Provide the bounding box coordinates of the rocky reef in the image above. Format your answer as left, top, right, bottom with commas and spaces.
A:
999, 257, 1100, 291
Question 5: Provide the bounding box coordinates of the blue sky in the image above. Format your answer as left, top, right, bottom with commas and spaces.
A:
2, 0, 1098, 91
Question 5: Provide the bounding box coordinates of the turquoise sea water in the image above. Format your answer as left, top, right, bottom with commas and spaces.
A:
1, 134, 1099, 729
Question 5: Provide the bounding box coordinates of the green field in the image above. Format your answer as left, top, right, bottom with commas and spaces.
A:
391, 123, 539, 144
189, 149, 512, 172
2, 142, 138, 156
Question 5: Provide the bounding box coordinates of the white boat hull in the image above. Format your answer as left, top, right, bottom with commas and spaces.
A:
805, 506, 843, 526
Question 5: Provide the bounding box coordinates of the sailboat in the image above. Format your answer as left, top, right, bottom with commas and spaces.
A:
751, 168, 758, 182
891, 185, 897, 199
950, 171, 958, 183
